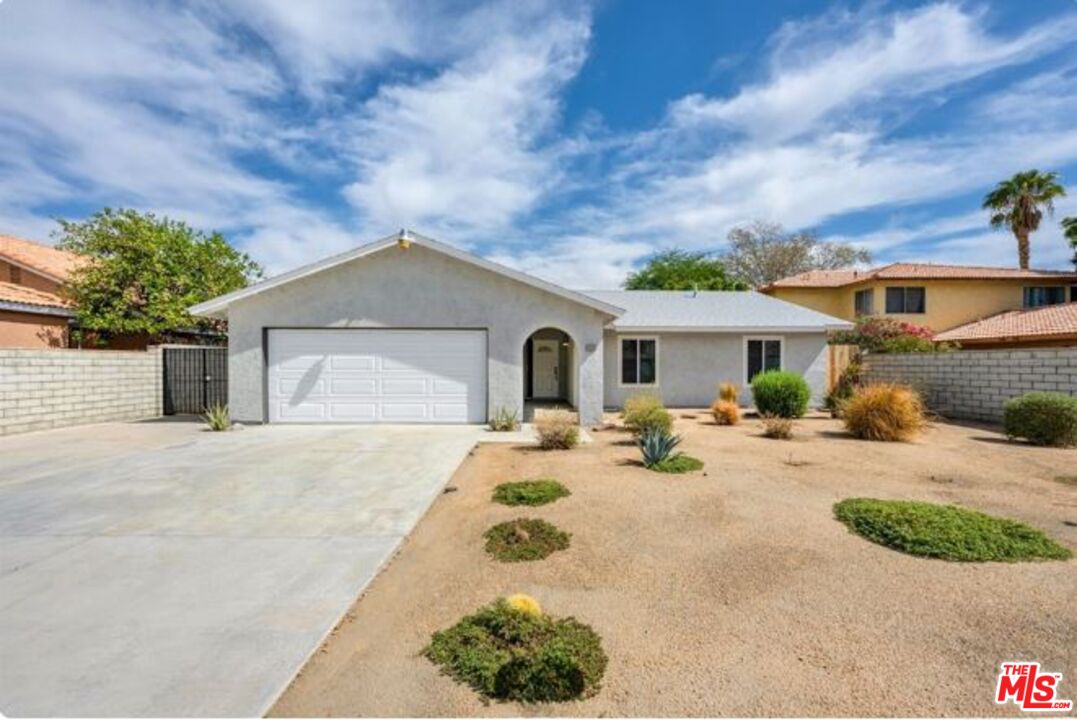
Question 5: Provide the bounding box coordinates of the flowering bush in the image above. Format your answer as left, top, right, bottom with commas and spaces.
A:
829, 317, 955, 353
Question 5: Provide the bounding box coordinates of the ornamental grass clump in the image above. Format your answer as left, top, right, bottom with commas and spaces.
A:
760, 415, 794, 440
425, 598, 608, 703
842, 384, 926, 442
489, 406, 521, 432
718, 382, 739, 403
1003, 392, 1077, 447
535, 410, 579, 449
203, 403, 231, 431
710, 399, 740, 425
751, 370, 811, 418
622, 393, 673, 436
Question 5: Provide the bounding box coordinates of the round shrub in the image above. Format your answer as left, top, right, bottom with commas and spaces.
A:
1003, 392, 1077, 448
834, 498, 1072, 562
842, 383, 926, 442
492, 479, 570, 506
622, 393, 673, 435
425, 598, 607, 702
535, 410, 579, 449
485, 518, 571, 562
650, 454, 704, 474
750, 370, 810, 418
710, 399, 740, 425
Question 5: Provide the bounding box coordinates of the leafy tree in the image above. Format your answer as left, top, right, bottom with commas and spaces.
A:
1063, 216, 1077, 269
624, 249, 747, 290
55, 208, 262, 340
982, 170, 1066, 269
721, 220, 871, 287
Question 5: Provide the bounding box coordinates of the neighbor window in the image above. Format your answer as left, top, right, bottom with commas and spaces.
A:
854, 289, 874, 316
621, 338, 657, 385
746, 338, 782, 383
1023, 286, 1067, 308
9, 266, 20, 284
885, 286, 926, 314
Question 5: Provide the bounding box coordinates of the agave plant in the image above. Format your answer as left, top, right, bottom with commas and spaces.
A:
637, 427, 682, 468
488, 405, 520, 432
203, 403, 231, 431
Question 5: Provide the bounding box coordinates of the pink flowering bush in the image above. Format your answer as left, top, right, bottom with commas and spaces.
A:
830, 317, 955, 353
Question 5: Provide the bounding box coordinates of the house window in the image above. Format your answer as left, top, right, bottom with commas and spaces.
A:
621, 338, 657, 385
1023, 286, 1067, 308
746, 338, 782, 383
885, 286, 926, 314
854, 289, 874, 316
1071, 285, 1077, 302
9, 265, 20, 284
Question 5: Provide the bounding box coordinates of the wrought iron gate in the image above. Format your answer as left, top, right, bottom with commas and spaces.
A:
162, 346, 228, 415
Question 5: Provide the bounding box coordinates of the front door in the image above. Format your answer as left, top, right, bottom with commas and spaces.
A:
532, 339, 560, 398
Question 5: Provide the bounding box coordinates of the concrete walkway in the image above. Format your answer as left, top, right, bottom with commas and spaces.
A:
0, 420, 485, 717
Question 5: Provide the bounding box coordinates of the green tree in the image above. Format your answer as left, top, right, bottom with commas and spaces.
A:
982, 170, 1066, 269
721, 220, 871, 287
1063, 216, 1077, 269
55, 208, 262, 340
624, 249, 747, 291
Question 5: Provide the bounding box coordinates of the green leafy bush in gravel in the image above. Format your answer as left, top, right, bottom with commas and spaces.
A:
492, 479, 570, 506
484, 519, 571, 562
751, 370, 811, 418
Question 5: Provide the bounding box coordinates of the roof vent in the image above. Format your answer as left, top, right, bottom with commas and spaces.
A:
397, 228, 412, 250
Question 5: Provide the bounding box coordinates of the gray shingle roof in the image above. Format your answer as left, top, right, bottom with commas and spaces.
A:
583, 290, 852, 331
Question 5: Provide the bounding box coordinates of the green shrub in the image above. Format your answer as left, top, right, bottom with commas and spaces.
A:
1003, 392, 1077, 448
824, 361, 861, 418
637, 427, 681, 467
485, 518, 571, 562
492, 479, 570, 506
834, 498, 1072, 562
622, 393, 673, 435
751, 371, 811, 418
202, 403, 231, 431
650, 454, 704, 473
535, 410, 579, 449
489, 406, 521, 432
425, 599, 607, 702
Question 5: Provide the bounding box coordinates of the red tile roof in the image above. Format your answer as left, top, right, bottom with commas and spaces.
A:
763, 263, 1077, 289
0, 234, 85, 281
0, 280, 72, 312
934, 303, 1077, 343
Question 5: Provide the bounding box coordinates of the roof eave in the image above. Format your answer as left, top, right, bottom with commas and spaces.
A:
0, 300, 74, 317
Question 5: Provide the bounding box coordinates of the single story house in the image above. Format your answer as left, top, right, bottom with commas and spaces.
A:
934, 303, 1077, 349
191, 231, 851, 426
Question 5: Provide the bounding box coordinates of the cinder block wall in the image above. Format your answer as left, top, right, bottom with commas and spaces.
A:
862, 348, 1077, 423
0, 348, 163, 436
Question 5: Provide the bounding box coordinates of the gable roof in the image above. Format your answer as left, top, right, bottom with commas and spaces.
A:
190, 230, 625, 318
0, 235, 85, 282
934, 303, 1077, 344
583, 289, 852, 331
0, 281, 74, 316
762, 263, 1077, 290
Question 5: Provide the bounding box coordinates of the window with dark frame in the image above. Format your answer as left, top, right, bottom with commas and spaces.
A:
621, 338, 656, 385
885, 286, 926, 314
746, 339, 781, 383
1023, 286, 1067, 308
9, 265, 21, 284
854, 289, 874, 316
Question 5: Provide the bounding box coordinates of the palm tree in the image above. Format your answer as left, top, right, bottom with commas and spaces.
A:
1063, 216, 1077, 269
982, 170, 1066, 269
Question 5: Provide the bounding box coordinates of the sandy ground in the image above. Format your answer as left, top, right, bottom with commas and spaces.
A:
271, 413, 1076, 717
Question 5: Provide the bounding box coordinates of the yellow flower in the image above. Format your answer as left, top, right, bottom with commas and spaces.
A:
505, 593, 542, 617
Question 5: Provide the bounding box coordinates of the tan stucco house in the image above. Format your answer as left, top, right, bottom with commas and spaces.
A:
192, 230, 851, 426
0, 235, 80, 348
760, 263, 1077, 332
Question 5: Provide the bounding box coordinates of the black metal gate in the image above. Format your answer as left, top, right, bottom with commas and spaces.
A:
162, 346, 228, 415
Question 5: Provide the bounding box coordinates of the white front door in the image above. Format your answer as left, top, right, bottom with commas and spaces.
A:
267, 329, 487, 423
532, 339, 560, 398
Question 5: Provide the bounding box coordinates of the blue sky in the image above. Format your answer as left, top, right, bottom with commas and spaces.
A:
1, 0, 1076, 288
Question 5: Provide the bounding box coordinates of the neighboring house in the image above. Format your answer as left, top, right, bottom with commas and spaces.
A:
934, 303, 1077, 349
760, 263, 1077, 332
0, 235, 81, 348
191, 231, 850, 426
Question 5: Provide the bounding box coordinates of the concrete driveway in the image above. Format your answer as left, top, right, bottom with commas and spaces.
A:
0, 420, 486, 717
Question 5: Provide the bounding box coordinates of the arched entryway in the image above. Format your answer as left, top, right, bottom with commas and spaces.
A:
522, 327, 576, 419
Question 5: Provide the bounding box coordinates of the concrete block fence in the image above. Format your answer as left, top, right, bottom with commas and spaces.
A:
0, 348, 163, 436
862, 348, 1077, 424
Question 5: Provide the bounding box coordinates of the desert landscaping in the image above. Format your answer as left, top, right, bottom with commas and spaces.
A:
271, 411, 1076, 717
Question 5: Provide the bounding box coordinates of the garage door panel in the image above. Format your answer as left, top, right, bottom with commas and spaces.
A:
267, 329, 486, 424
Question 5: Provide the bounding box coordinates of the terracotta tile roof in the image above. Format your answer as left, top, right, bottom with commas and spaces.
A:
0, 234, 85, 281
934, 303, 1077, 343
763, 263, 1077, 289
0, 280, 72, 312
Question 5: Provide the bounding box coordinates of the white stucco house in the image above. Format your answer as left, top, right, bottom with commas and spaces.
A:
191, 230, 852, 426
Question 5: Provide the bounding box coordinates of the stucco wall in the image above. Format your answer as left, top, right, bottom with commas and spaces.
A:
0, 348, 162, 436
0, 260, 62, 294
862, 348, 1077, 423
226, 245, 610, 425
602, 331, 829, 408
0, 310, 68, 348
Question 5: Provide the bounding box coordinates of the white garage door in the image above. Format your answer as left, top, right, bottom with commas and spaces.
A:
267, 329, 487, 423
